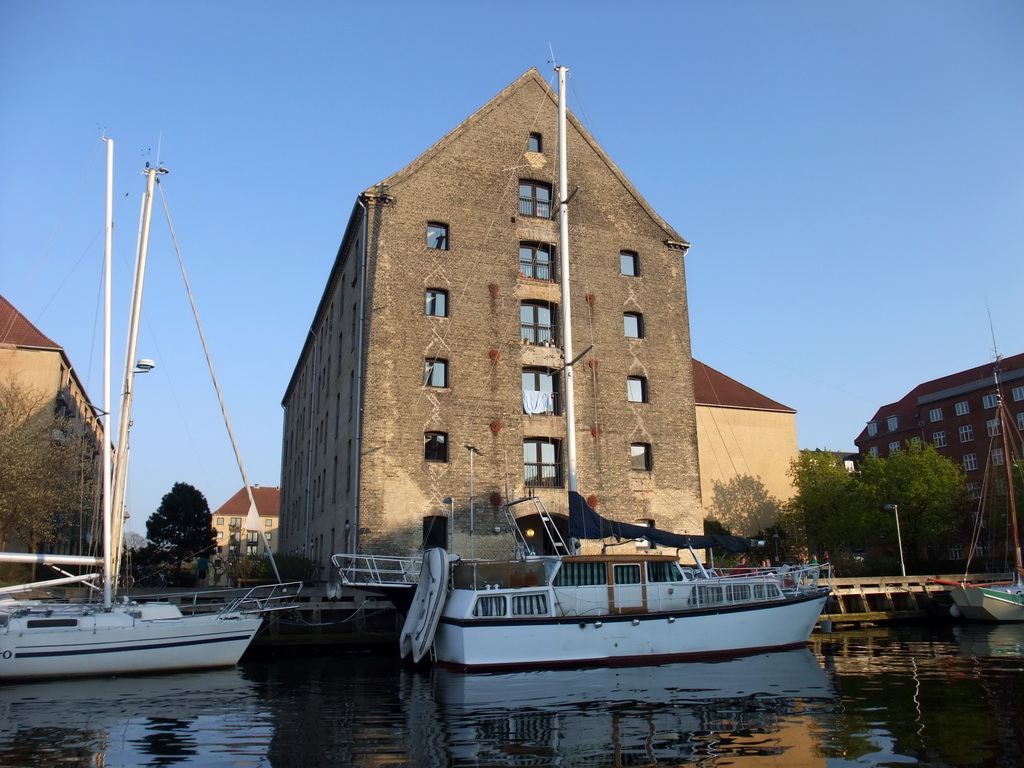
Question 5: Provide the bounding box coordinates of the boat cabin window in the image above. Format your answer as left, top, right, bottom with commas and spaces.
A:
511, 593, 548, 616
613, 564, 642, 585
473, 595, 506, 618
647, 561, 684, 583
26, 618, 78, 629
553, 560, 606, 586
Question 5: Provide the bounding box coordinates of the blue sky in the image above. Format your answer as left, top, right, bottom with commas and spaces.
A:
2, 1, 1022, 533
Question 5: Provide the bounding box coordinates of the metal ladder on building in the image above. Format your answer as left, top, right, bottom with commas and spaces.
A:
503, 496, 572, 556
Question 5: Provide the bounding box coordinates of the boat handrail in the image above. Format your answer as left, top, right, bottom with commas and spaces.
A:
332, 553, 423, 586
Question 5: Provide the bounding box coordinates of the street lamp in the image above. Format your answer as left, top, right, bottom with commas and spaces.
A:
884, 504, 906, 577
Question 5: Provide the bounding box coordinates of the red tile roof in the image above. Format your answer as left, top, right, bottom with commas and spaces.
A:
0, 295, 60, 349
214, 486, 280, 518
692, 359, 795, 413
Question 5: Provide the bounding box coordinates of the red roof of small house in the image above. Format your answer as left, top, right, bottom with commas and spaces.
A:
214, 486, 280, 518
0, 295, 60, 350
692, 359, 795, 413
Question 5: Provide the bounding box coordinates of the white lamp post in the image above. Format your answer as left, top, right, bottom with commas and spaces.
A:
884, 504, 906, 577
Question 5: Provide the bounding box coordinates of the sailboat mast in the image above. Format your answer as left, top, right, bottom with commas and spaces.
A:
110, 164, 166, 588
556, 65, 578, 494
994, 360, 1022, 577
101, 138, 114, 609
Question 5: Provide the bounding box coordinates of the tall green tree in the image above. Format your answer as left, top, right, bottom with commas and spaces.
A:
857, 441, 969, 564
784, 449, 873, 558
146, 482, 216, 571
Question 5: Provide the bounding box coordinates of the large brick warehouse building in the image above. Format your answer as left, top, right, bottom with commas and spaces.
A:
279, 69, 717, 570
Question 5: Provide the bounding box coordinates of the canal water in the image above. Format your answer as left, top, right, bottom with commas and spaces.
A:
0, 623, 1020, 767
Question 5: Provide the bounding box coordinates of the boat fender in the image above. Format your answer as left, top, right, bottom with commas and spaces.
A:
949, 603, 962, 618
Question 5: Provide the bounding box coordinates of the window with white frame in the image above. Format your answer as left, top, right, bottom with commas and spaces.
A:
983, 393, 998, 409
967, 482, 982, 499
955, 400, 970, 416
992, 447, 1005, 466
1013, 386, 1024, 402
963, 453, 978, 471
959, 424, 973, 442
1018, 412, 1024, 431
869, 446, 879, 458
888, 441, 901, 455
867, 422, 878, 437
933, 430, 947, 448
887, 415, 899, 431
987, 418, 1001, 437
929, 407, 943, 422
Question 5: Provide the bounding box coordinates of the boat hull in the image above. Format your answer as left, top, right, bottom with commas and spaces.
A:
0, 605, 263, 680
949, 583, 1024, 622
432, 590, 829, 670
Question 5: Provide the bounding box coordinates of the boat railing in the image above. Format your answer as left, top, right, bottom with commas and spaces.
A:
223, 581, 303, 615
502, 496, 572, 556
331, 553, 423, 587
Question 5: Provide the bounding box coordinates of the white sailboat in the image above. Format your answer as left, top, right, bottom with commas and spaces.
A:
948, 358, 1024, 621
335, 67, 830, 669
0, 139, 299, 681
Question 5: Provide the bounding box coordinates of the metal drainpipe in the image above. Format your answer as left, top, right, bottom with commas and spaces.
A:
352, 199, 369, 552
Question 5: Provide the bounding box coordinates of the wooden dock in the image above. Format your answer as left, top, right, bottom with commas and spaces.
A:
819, 573, 1009, 627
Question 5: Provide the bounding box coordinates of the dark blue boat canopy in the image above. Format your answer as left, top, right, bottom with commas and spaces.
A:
567, 492, 751, 553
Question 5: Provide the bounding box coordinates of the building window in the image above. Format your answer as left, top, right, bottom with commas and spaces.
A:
933, 430, 947, 448
959, 425, 973, 443
425, 289, 448, 317
967, 482, 982, 500
1018, 412, 1024, 432
963, 453, 978, 471
948, 543, 963, 560
987, 418, 1001, 437
519, 243, 555, 281
886, 415, 900, 431
265, 519, 272, 527
521, 301, 556, 346
524, 438, 562, 487
527, 132, 542, 153
929, 407, 943, 422
216, 517, 224, 525
992, 447, 1005, 466
1013, 386, 1024, 402
983, 393, 998, 409
424, 358, 449, 388
620, 251, 639, 276
955, 400, 969, 416
631, 443, 653, 471
888, 441, 901, 455
627, 376, 648, 403
869, 446, 879, 458
624, 312, 644, 339
522, 368, 559, 415
518, 181, 552, 219
427, 222, 449, 250
867, 422, 878, 437
425, 432, 449, 462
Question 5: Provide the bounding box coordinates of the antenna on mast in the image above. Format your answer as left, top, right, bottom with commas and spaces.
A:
987, 302, 1001, 363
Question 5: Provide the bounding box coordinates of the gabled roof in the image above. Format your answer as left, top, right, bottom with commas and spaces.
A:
214, 486, 281, 518
370, 68, 687, 245
0, 295, 60, 350
692, 359, 795, 413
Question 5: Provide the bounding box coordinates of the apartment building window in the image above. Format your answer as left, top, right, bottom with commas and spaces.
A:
963, 453, 978, 471
888, 441, 901, 455
522, 368, 559, 415
424, 358, 449, 388
867, 422, 878, 437
983, 393, 998, 409
1013, 386, 1024, 402
627, 376, 648, 403
425, 289, 448, 317
933, 430, 947, 448
869, 446, 879, 458
992, 447, 1005, 466
519, 243, 555, 281
527, 132, 542, 153
886, 415, 900, 431
427, 222, 449, 250
929, 407, 943, 422
521, 301, 556, 345
620, 251, 639, 276
1018, 412, 1024, 432
987, 418, 1001, 437
624, 312, 644, 339
955, 400, 969, 416
967, 482, 982, 499
216, 517, 224, 525
959, 425, 973, 443
518, 181, 552, 218
631, 443, 653, 471
424, 432, 449, 462
524, 438, 562, 487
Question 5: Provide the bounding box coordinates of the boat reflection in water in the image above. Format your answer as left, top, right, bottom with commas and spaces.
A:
419, 648, 837, 766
